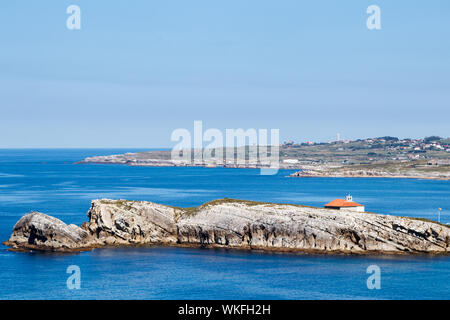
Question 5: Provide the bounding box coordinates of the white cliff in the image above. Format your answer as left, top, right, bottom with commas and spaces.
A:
4, 199, 449, 254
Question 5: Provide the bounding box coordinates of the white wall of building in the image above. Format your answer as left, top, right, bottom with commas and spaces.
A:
341, 206, 365, 212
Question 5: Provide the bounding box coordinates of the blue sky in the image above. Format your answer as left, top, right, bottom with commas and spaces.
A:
0, 1, 449, 147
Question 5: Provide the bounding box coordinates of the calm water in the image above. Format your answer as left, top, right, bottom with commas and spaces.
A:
0, 149, 449, 299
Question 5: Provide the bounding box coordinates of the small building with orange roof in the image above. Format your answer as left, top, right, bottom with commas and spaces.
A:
324, 195, 365, 212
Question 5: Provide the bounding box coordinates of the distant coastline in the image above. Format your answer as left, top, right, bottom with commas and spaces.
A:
77, 143, 450, 180
289, 166, 450, 181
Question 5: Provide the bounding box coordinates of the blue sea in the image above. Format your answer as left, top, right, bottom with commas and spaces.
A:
0, 149, 449, 300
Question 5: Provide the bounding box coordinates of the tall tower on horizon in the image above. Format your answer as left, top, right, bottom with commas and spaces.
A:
337, 133, 341, 142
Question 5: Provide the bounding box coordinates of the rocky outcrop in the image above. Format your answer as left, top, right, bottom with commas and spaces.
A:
78, 153, 300, 169
4, 199, 450, 254
4, 212, 92, 251
290, 167, 450, 180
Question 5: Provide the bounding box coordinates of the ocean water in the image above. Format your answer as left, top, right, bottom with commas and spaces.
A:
0, 149, 448, 300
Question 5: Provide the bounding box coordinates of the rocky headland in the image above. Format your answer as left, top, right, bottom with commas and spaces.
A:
77, 153, 299, 169
290, 163, 450, 180
4, 199, 449, 255
79, 151, 450, 180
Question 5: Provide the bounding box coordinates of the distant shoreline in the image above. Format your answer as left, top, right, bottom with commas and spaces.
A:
76, 143, 450, 180
76, 159, 300, 170
289, 171, 450, 181
78, 157, 450, 181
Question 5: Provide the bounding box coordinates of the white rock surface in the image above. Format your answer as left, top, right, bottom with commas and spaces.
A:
5, 199, 450, 254
5, 212, 90, 251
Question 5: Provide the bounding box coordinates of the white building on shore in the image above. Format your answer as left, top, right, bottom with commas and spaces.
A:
324, 195, 365, 212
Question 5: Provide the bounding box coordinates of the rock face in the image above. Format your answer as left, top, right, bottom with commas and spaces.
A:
290, 167, 450, 180
84, 200, 179, 246
4, 212, 91, 251
4, 199, 450, 254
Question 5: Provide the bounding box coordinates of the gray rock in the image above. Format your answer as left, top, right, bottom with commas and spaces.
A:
4, 199, 450, 254
85, 199, 178, 246
4, 212, 91, 251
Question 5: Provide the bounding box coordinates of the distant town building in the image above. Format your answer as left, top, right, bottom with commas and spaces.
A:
282, 159, 299, 164
324, 195, 365, 212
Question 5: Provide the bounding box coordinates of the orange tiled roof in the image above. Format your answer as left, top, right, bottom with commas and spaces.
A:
324, 199, 364, 207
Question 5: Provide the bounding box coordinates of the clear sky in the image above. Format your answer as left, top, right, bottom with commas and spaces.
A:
0, 1, 449, 148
